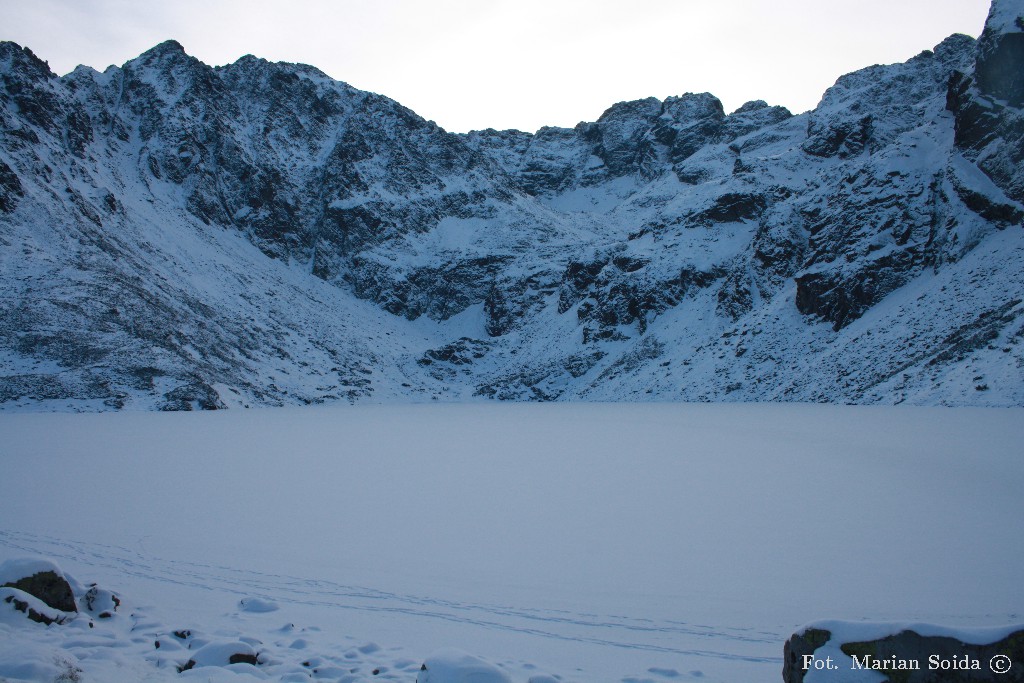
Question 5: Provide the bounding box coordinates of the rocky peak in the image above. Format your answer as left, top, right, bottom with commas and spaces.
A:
647, 92, 726, 168
221, 53, 335, 85
802, 36, 976, 159
594, 96, 662, 124
121, 39, 215, 108
731, 100, 771, 115
585, 97, 662, 177
660, 92, 725, 123
136, 39, 190, 64
931, 33, 978, 70
0, 42, 54, 82
0, 41, 80, 140
229, 53, 268, 70
723, 100, 792, 141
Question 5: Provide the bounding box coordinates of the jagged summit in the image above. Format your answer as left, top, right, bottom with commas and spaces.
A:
220, 51, 337, 84
0, 41, 54, 79
143, 39, 188, 56
127, 39, 198, 72
0, 6, 1022, 411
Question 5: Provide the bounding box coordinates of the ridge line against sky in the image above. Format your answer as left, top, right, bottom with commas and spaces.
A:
2, 0, 993, 134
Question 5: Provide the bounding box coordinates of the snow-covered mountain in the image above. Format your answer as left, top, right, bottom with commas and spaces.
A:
2, 0, 1022, 411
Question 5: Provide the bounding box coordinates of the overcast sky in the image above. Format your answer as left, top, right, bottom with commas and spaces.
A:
3, 0, 993, 133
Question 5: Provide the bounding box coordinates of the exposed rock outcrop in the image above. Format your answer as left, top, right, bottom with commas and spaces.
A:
948, 0, 1024, 205
0, 559, 77, 613
784, 624, 1024, 683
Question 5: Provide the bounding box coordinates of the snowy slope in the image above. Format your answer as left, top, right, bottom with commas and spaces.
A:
1, 0, 1023, 411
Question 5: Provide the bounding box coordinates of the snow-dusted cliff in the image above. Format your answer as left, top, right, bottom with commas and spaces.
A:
1, 0, 1022, 410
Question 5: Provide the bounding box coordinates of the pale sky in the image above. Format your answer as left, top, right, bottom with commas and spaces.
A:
2, 0, 993, 133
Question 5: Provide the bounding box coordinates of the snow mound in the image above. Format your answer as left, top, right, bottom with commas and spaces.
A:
0, 648, 80, 683
417, 647, 513, 683
0, 557, 66, 585
239, 597, 279, 613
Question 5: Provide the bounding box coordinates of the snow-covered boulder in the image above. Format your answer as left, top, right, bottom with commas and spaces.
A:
180, 640, 260, 671
783, 621, 1024, 683
0, 558, 77, 613
0, 586, 72, 626
239, 596, 279, 613
82, 583, 121, 618
417, 648, 513, 683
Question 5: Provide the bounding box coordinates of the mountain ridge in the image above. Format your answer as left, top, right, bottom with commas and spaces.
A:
1, 0, 1022, 411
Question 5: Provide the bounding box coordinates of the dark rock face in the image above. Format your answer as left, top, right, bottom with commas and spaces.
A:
790, 46, 985, 331
976, 30, 1024, 106
784, 626, 1024, 683
651, 93, 727, 172
2, 570, 77, 613
949, 74, 1024, 205
975, 1, 1024, 107
0, 159, 24, 212
556, 253, 724, 339
947, 4, 1024, 206
160, 381, 226, 411
795, 247, 921, 332
229, 653, 259, 666
693, 192, 768, 225
352, 255, 514, 322
178, 642, 261, 672
418, 338, 491, 367
414, 337, 493, 387
589, 97, 664, 178
783, 628, 832, 683
802, 113, 873, 158
950, 167, 1024, 226
484, 272, 557, 337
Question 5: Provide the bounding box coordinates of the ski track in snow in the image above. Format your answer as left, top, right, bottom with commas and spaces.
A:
0, 528, 780, 665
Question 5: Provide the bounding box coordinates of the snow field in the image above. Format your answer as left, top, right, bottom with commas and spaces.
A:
1, 403, 1022, 682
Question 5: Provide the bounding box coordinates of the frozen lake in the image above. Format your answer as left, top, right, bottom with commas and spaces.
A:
1, 403, 1022, 682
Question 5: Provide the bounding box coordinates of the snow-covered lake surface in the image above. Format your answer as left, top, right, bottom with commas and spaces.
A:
1, 403, 1022, 682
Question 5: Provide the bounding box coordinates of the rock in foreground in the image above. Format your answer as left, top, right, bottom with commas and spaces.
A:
0, 558, 77, 613
784, 621, 1024, 683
